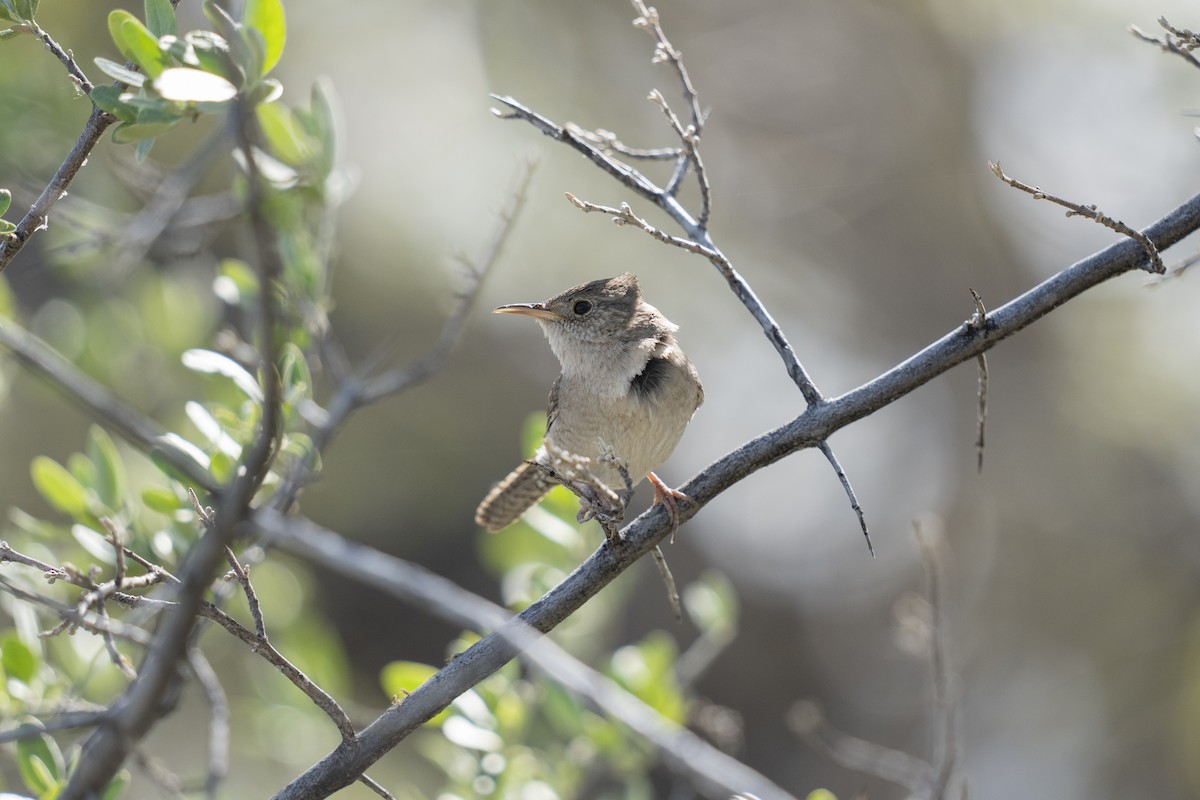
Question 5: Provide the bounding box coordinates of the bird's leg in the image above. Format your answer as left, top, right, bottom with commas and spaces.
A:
647, 471, 689, 543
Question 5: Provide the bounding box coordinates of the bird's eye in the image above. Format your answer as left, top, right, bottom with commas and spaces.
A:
573, 300, 592, 315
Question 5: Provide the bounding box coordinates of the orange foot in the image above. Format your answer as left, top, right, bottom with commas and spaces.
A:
647, 471, 689, 543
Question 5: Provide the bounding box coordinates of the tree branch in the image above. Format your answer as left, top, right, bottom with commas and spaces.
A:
268, 182, 1200, 798
258, 511, 797, 800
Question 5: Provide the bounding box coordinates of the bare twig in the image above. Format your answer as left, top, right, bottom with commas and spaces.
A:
0, 710, 110, 744
817, 442, 873, 556
965, 290, 989, 473
0, 108, 115, 271
187, 647, 229, 800
24, 19, 94, 92
989, 161, 1164, 274
567, 124, 682, 160
564, 193, 718, 257
914, 519, 958, 800
0, 574, 152, 646
270, 160, 536, 513
359, 159, 536, 404
1131, 17, 1200, 71
651, 545, 683, 622
223, 546, 267, 640
788, 700, 931, 792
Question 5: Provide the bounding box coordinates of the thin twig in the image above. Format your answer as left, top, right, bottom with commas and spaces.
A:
564, 193, 718, 257
989, 161, 1163, 273
914, 519, 958, 800
359, 158, 537, 404
567, 124, 682, 160
817, 442, 873, 556
0, 108, 116, 271
788, 700, 931, 793
187, 647, 230, 800
0, 574, 151, 646
223, 546, 267, 641
270, 160, 537, 514
965, 290, 989, 473
25, 19, 94, 92
650, 545, 682, 622
1131, 18, 1200, 71
0, 710, 110, 744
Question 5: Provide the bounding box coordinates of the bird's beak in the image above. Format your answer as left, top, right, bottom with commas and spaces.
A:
494, 303, 563, 321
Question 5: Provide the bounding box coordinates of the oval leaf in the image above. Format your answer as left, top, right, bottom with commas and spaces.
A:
181, 349, 263, 401
1, 634, 37, 683
88, 85, 137, 123
153, 67, 237, 103
93, 56, 145, 88
0, 187, 10, 217
15, 730, 62, 796
30, 456, 88, 517
243, 0, 284, 75
108, 10, 166, 77
111, 119, 180, 144
88, 425, 126, 511
380, 661, 451, 725
144, 0, 175, 37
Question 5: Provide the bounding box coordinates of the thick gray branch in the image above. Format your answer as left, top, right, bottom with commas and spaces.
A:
269, 186, 1200, 798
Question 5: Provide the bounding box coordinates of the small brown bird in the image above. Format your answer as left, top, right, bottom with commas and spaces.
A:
475, 273, 703, 537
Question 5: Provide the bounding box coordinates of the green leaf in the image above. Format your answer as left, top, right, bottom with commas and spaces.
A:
88, 85, 137, 123
1, 634, 38, 682
380, 661, 451, 725
184, 30, 241, 85
108, 10, 168, 77
141, 486, 183, 514
133, 137, 155, 162
152, 67, 237, 103
243, 0, 284, 75
30, 456, 89, 518
203, 0, 239, 40
144, 0, 174, 37
0, 187, 10, 217
0, 1, 22, 25
93, 56, 146, 87
13, 0, 35, 22
102, 770, 131, 800
805, 791, 838, 800
16, 731, 63, 796
683, 570, 738, 636
256, 102, 314, 167
0, 219, 16, 234
181, 349, 264, 401
0, 27, 20, 40
111, 119, 180, 144
278, 342, 312, 400
150, 67, 234, 104
88, 426, 126, 511
308, 78, 339, 178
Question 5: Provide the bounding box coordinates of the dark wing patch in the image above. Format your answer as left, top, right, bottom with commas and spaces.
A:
630, 356, 672, 401
547, 374, 562, 433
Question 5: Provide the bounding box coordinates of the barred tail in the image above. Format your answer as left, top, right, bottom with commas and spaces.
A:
475, 461, 555, 532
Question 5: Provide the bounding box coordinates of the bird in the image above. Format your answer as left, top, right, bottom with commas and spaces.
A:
475, 273, 703, 540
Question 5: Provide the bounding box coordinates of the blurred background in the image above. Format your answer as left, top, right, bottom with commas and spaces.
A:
2, 0, 1200, 798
